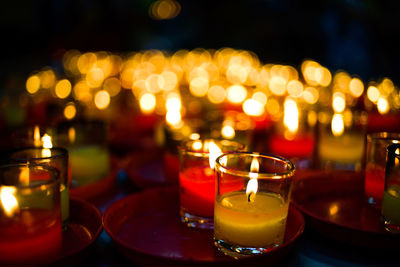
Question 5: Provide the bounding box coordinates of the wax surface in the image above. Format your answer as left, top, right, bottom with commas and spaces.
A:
382, 185, 400, 224
269, 134, 315, 158
319, 133, 364, 163
364, 165, 385, 204
0, 209, 62, 265
214, 191, 288, 248
179, 166, 215, 217
69, 145, 110, 186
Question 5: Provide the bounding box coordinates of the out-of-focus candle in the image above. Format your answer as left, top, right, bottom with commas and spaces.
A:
0, 164, 62, 266
318, 110, 367, 170
69, 145, 110, 186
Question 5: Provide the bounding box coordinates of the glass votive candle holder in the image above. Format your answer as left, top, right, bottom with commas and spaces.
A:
0, 163, 62, 266
56, 119, 110, 187
9, 147, 69, 229
365, 132, 400, 208
214, 152, 295, 257
381, 143, 400, 233
178, 139, 246, 229
317, 109, 367, 171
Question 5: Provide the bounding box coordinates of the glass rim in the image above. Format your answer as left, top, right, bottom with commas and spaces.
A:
10, 146, 68, 161
215, 152, 295, 179
368, 132, 400, 141
178, 139, 246, 157
0, 163, 60, 190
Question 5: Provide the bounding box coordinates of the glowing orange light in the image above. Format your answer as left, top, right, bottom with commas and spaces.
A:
94, 90, 110, 110
55, 79, 72, 99
26, 75, 41, 94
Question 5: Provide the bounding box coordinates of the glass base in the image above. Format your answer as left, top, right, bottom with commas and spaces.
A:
214, 238, 279, 258
180, 209, 213, 229
383, 218, 400, 233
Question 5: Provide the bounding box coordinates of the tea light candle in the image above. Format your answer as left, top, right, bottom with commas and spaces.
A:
318, 133, 365, 164
214, 191, 288, 247
68, 145, 110, 187
269, 134, 315, 159
214, 153, 295, 256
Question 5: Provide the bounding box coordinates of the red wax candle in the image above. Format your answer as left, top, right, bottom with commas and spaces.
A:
269, 134, 315, 158
364, 165, 386, 205
179, 166, 215, 217
0, 209, 62, 265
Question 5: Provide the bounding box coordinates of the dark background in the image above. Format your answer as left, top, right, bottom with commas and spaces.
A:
1, 0, 400, 94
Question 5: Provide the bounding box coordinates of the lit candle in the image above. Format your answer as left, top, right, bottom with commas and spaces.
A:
179, 139, 245, 229
214, 153, 295, 256
269, 98, 315, 160
318, 111, 366, 170
10, 135, 70, 229
0, 164, 62, 266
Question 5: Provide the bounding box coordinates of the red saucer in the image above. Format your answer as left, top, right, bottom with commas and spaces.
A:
292, 170, 399, 248
103, 187, 304, 267
52, 197, 103, 266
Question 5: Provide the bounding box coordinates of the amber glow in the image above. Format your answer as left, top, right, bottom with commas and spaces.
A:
367, 86, 380, 103
227, 85, 247, 104
221, 125, 235, 139
34, 125, 41, 147
55, 79, 72, 99
64, 102, 77, 120
377, 97, 389, 114
68, 127, 76, 144
243, 99, 264, 116
26, 75, 41, 94
332, 92, 346, 113
86, 67, 105, 88
283, 98, 299, 134
0, 186, 19, 217
41, 134, 52, 158
192, 140, 202, 151
94, 90, 110, 110
150, 0, 181, 20
349, 78, 364, 97
140, 93, 156, 114
208, 85, 226, 104
331, 113, 344, 137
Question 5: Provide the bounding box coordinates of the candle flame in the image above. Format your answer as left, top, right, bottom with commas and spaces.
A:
68, 127, 76, 144
246, 157, 259, 202
42, 134, 52, 157
208, 141, 222, 170
331, 113, 344, 137
283, 98, 299, 134
19, 167, 30, 186
192, 140, 202, 150
34, 125, 41, 147
0, 186, 19, 217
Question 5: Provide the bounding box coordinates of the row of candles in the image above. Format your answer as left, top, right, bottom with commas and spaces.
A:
1, 48, 400, 262
0, 123, 111, 265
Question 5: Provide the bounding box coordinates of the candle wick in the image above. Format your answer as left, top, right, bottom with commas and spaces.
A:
247, 192, 252, 202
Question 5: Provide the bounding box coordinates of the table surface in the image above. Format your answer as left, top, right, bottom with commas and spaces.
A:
67, 160, 399, 267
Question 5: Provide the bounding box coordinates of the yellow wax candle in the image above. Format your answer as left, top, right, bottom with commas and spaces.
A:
214, 191, 288, 248
69, 145, 110, 186
319, 132, 364, 164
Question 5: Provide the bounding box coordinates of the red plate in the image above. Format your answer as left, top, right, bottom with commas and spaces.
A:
292, 170, 399, 248
52, 197, 103, 265
103, 187, 304, 267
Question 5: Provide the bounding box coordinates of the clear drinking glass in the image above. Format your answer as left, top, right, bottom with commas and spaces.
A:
178, 139, 245, 229
381, 143, 400, 233
214, 152, 295, 257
